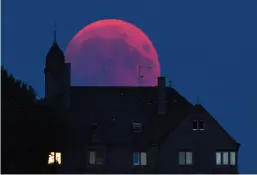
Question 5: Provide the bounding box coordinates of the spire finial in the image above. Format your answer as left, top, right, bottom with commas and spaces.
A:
196, 94, 201, 104
53, 22, 57, 43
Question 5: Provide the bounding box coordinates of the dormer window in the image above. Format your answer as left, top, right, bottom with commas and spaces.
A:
192, 120, 205, 131
132, 122, 142, 133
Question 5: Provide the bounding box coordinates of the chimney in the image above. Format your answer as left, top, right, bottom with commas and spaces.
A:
158, 76, 166, 115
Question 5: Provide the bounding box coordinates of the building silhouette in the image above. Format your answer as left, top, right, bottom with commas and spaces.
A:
44, 34, 240, 174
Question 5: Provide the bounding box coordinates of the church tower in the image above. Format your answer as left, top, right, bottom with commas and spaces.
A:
44, 27, 71, 110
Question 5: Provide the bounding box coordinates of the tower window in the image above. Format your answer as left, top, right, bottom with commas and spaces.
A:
132, 122, 142, 133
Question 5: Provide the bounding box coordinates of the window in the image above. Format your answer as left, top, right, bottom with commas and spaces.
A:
216, 152, 222, 165
179, 151, 193, 165
48, 152, 61, 165
216, 151, 236, 165
199, 120, 205, 130
133, 152, 147, 166
89, 149, 104, 165
192, 120, 205, 130
223, 152, 229, 165
230, 152, 236, 165
192, 120, 198, 130
132, 122, 142, 133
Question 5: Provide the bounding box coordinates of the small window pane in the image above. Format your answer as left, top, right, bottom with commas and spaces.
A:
89, 151, 95, 164
179, 152, 185, 165
133, 152, 140, 165
199, 120, 205, 130
223, 152, 229, 165
216, 152, 221, 165
193, 121, 198, 130
230, 152, 236, 165
186, 152, 192, 165
140, 152, 147, 165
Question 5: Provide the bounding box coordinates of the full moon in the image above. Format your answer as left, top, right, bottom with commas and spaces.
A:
65, 19, 161, 86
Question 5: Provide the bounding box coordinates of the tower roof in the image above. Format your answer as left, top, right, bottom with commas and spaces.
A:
46, 42, 65, 68
45, 25, 65, 69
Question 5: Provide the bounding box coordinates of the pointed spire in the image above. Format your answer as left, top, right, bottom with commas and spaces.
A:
53, 22, 57, 43
196, 94, 201, 105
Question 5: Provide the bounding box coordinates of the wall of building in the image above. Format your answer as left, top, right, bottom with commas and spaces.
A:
159, 111, 239, 174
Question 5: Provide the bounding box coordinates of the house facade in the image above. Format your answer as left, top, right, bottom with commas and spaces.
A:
45, 37, 240, 174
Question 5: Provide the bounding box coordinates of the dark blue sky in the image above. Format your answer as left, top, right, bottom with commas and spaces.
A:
2, 0, 257, 173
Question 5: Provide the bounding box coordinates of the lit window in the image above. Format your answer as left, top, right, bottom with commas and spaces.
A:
192, 120, 198, 130
230, 152, 236, 165
48, 152, 61, 165
216, 152, 222, 165
133, 152, 147, 166
89, 149, 104, 165
179, 151, 193, 165
132, 122, 142, 133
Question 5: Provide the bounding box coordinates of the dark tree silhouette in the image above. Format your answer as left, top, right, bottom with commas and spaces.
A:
1, 67, 64, 173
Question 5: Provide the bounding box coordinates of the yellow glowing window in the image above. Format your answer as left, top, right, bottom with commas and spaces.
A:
48, 152, 62, 165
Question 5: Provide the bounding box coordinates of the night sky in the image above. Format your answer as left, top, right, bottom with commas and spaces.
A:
2, 0, 257, 173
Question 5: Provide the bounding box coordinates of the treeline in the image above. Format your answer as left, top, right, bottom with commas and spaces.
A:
1, 67, 64, 173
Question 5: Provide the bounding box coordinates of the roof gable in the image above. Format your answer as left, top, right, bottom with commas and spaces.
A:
187, 104, 240, 146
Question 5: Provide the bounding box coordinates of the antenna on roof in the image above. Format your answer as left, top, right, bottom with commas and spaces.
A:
137, 65, 152, 80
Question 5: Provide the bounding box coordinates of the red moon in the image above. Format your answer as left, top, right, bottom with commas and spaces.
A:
65, 19, 161, 86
